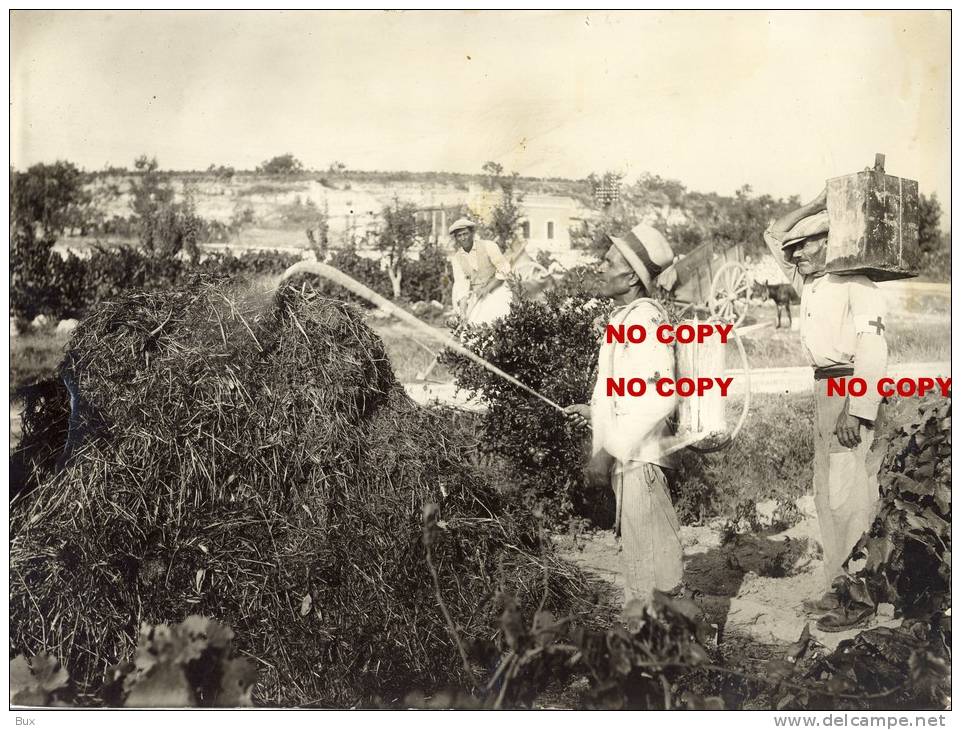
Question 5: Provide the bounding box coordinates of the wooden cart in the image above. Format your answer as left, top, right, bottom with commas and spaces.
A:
664, 241, 752, 326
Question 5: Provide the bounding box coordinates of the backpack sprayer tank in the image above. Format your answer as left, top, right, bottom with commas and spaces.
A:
634, 300, 750, 457
667, 316, 751, 455
674, 319, 727, 436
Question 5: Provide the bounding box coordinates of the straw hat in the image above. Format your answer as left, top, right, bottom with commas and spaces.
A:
605, 223, 676, 293
448, 218, 477, 236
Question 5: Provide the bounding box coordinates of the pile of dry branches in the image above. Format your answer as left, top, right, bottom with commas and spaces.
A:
10, 277, 602, 707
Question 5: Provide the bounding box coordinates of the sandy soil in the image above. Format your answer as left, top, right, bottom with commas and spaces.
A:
554, 495, 900, 655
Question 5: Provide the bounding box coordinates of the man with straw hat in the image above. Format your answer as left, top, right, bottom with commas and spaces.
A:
764, 189, 888, 632
447, 217, 513, 324
564, 223, 683, 608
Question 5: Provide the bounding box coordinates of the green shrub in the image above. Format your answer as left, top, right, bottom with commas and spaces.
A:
402, 246, 450, 304
443, 290, 614, 527
11, 230, 59, 321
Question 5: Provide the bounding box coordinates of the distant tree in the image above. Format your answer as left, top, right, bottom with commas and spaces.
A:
918, 193, 943, 254
10, 161, 94, 320
207, 164, 236, 181
129, 155, 175, 222
375, 199, 430, 299
482, 161, 504, 190
635, 172, 686, 208
128, 156, 204, 259
487, 171, 525, 250
327, 161, 348, 175
256, 154, 304, 176
10, 161, 90, 240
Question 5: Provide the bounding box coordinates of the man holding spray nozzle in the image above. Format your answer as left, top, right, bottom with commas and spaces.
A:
565, 223, 683, 608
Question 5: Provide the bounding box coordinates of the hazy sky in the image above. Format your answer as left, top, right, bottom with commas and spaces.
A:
11, 10, 950, 208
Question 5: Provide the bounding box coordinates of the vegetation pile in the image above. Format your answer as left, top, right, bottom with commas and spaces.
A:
10, 278, 603, 707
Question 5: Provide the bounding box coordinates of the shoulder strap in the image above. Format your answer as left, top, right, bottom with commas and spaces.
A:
616, 296, 670, 323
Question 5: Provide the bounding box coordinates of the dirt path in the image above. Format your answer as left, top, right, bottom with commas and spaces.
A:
554, 496, 899, 655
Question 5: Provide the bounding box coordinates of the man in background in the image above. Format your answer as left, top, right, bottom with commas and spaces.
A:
448, 218, 513, 324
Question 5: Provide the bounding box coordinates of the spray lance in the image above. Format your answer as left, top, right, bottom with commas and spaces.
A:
278, 261, 566, 413
276, 261, 750, 458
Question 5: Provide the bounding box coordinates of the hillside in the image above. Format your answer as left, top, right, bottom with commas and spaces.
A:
71, 169, 593, 252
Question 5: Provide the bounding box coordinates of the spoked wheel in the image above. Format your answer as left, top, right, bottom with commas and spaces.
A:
710, 262, 751, 327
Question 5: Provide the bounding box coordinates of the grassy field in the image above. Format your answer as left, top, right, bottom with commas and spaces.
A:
10, 330, 71, 393
733, 302, 949, 369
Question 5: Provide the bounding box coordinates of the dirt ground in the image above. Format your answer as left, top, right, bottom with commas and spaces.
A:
554, 495, 900, 658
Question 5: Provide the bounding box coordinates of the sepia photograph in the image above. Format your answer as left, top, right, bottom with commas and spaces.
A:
7, 9, 951, 717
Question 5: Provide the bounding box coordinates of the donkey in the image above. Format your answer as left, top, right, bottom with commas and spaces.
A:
752, 280, 800, 329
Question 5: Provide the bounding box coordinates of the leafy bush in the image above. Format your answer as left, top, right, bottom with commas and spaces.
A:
443, 290, 614, 526
402, 245, 450, 304
309, 248, 393, 307
840, 395, 951, 616
10, 229, 59, 322
256, 153, 304, 176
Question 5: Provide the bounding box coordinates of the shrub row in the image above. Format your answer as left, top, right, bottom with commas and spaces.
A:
10, 239, 304, 324
12, 236, 456, 326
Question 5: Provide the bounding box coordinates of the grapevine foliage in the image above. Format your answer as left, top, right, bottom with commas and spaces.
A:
11, 616, 257, 708
772, 396, 952, 711
10, 654, 70, 707
839, 396, 951, 615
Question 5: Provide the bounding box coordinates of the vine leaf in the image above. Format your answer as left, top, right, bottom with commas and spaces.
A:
124, 664, 193, 708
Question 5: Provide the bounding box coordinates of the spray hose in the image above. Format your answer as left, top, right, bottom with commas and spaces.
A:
277, 261, 751, 456
278, 261, 568, 413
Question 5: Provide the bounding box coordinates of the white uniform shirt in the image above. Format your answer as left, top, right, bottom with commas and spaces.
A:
764, 230, 888, 421
449, 239, 511, 308
590, 299, 677, 467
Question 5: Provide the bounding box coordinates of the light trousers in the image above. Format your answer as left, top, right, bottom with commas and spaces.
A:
813, 385, 884, 591
613, 461, 684, 606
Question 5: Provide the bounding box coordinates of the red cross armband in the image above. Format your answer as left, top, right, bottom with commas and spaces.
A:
854, 313, 887, 337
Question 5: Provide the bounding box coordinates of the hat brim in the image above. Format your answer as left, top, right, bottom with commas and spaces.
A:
608, 235, 655, 293
779, 231, 828, 250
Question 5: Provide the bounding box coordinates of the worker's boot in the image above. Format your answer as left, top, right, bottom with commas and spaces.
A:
802, 591, 841, 614
816, 602, 874, 633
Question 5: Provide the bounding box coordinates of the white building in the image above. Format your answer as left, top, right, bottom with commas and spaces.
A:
518, 193, 592, 252
467, 185, 593, 253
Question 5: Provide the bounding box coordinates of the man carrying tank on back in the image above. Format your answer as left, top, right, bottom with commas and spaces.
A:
763, 189, 888, 632
564, 224, 682, 609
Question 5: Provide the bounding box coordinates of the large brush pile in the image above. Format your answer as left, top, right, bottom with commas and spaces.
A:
10, 277, 603, 707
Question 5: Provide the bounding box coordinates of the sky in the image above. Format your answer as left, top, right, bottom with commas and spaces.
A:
10, 10, 951, 212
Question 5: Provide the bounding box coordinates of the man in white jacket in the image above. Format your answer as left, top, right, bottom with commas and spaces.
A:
763, 189, 888, 632
565, 223, 681, 607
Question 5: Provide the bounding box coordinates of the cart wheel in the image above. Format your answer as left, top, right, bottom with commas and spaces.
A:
710, 262, 751, 327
